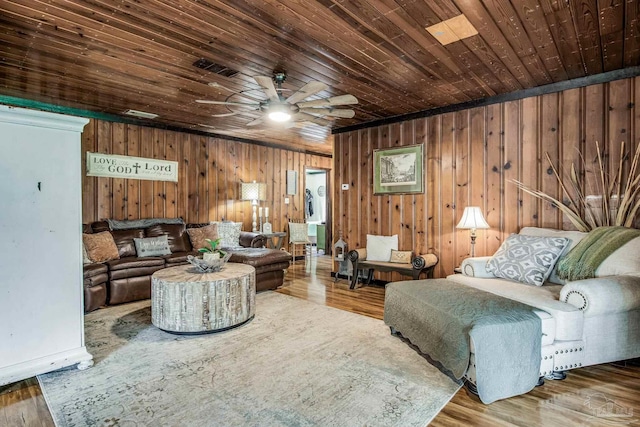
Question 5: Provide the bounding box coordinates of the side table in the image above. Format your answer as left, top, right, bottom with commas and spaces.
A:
151, 263, 255, 334
262, 232, 287, 250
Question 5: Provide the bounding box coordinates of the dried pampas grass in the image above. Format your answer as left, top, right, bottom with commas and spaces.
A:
511, 141, 640, 232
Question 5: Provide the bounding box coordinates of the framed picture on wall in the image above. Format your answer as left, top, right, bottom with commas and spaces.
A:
373, 144, 424, 195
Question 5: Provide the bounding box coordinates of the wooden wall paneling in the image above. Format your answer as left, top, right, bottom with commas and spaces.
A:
139, 127, 155, 219
176, 134, 187, 221
560, 88, 583, 230
126, 125, 141, 220
164, 131, 178, 219
454, 110, 470, 267
152, 129, 166, 220
358, 129, 370, 254
484, 103, 503, 255
384, 123, 401, 282
468, 107, 487, 255
197, 136, 209, 224
503, 101, 521, 235
187, 134, 200, 222
258, 145, 268, 230
401, 120, 416, 255
607, 79, 631, 180
520, 96, 540, 228
111, 123, 127, 220
439, 113, 456, 276
81, 120, 97, 223
223, 141, 237, 222
270, 148, 281, 233
96, 120, 112, 221
426, 116, 442, 275
540, 93, 561, 229
414, 119, 428, 255
369, 127, 382, 238
583, 84, 605, 205
286, 150, 295, 220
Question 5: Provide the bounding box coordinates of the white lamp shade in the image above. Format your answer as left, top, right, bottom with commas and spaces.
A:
241, 181, 267, 201
456, 206, 490, 230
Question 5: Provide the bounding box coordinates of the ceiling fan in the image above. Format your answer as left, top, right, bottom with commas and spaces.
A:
196, 72, 358, 127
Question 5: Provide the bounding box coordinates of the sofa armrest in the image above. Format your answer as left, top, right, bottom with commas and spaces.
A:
413, 253, 438, 269
560, 275, 640, 316
239, 231, 266, 248
460, 257, 495, 278
347, 248, 367, 262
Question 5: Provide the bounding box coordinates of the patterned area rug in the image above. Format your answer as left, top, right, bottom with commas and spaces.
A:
39, 292, 460, 426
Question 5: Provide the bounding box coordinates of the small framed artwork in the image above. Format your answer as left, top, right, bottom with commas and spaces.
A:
373, 144, 424, 195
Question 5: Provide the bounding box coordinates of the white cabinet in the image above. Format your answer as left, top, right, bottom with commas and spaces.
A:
0, 105, 93, 385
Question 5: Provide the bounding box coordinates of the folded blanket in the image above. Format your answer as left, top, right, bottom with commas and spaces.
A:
107, 218, 184, 230
556, 226, 640, 281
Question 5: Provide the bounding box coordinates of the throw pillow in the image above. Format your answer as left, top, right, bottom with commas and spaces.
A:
366, 234, 399, 262
389, 249, 412, 264
486, 234, 569, 286
211, 221, 242, 248
83, 231, 120, 263
597, 236, 640, 277
133, 235, 172, 257
186, 224, 219, 251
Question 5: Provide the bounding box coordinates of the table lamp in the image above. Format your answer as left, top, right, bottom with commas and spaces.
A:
241, 181, 267, 232
456, 206, 490, 257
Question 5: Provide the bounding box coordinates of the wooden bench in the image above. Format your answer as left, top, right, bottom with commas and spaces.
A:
347, 249, 438, 289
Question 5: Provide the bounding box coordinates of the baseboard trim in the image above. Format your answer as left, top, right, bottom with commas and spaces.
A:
0, 347, 93, 386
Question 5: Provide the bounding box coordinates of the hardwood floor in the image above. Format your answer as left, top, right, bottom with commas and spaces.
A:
2, 254, 639, 426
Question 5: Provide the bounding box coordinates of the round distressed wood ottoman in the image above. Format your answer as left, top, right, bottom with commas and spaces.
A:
151, 263, 255, 334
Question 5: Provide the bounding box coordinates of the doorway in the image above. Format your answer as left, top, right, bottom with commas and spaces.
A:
305, 167, 331, 255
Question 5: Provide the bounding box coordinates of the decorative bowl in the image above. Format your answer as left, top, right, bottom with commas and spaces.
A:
187, 253, 232, 273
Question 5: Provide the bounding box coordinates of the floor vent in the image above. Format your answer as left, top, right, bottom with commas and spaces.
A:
193, 58, 239, 78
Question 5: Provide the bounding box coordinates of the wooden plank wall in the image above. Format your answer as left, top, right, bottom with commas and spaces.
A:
334, 77, 639, 279
82, 119, 332, 234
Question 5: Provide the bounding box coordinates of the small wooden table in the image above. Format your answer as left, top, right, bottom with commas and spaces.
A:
151, 263, 255, 334
262, 232, 287, 250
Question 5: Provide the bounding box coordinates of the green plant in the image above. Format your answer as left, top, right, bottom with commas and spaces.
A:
198, 238, 227, 257
511, 141, 640, 232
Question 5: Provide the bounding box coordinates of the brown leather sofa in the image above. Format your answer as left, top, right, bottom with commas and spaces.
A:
83, 220, 291, 312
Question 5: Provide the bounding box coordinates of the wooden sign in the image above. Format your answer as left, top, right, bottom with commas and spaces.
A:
86, 152, 178, 182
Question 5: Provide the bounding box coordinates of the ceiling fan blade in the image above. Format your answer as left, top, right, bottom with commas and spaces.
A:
246, 117, 264, 127
210, 112, 240, 118
253, 76, 280, 102
296, 94, 358, 108
196, 100, 260, 108
298, 108, 355, 119
285, 81, 328, 104
294, 112, 332, 126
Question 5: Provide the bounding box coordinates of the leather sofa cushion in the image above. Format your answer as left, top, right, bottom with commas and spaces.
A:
107, 256, 164, 271
109, 265, 165, 280
145, 223, 191, 253
254, 261, 290, 275
229, 248, 292, 267
108, 276, 151, 305
84, 284, 107, 313
83, 263, 108, 278
91, 221, 110, 233
111, 229, 145, 258
84, 272, 108, 287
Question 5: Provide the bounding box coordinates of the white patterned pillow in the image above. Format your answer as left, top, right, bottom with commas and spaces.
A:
486, 234, 569, 286
211, 221, 242, 248
289, 222, 309, 243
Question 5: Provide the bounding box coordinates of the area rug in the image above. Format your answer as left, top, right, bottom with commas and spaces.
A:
38, 292, 461, 426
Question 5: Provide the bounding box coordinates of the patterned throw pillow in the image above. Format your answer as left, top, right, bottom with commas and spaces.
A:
83, 231, 120, 263
288, 222, 309, 243
486, 234, 569, 286
366, 234, 399, 262
133, 235, 172, 257
186, 224, 219, 251
389, 250, 412, 264
212, 222, 242, 248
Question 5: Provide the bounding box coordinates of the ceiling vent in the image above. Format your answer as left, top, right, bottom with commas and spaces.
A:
193, 58, 239, 78
426, 14, 478, 46
123, 109, 158, 119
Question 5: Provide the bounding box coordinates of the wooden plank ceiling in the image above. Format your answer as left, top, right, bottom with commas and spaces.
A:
1, 0, 638, 155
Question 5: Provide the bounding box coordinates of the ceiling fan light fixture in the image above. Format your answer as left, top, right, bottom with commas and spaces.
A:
267, 104, 291, 122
